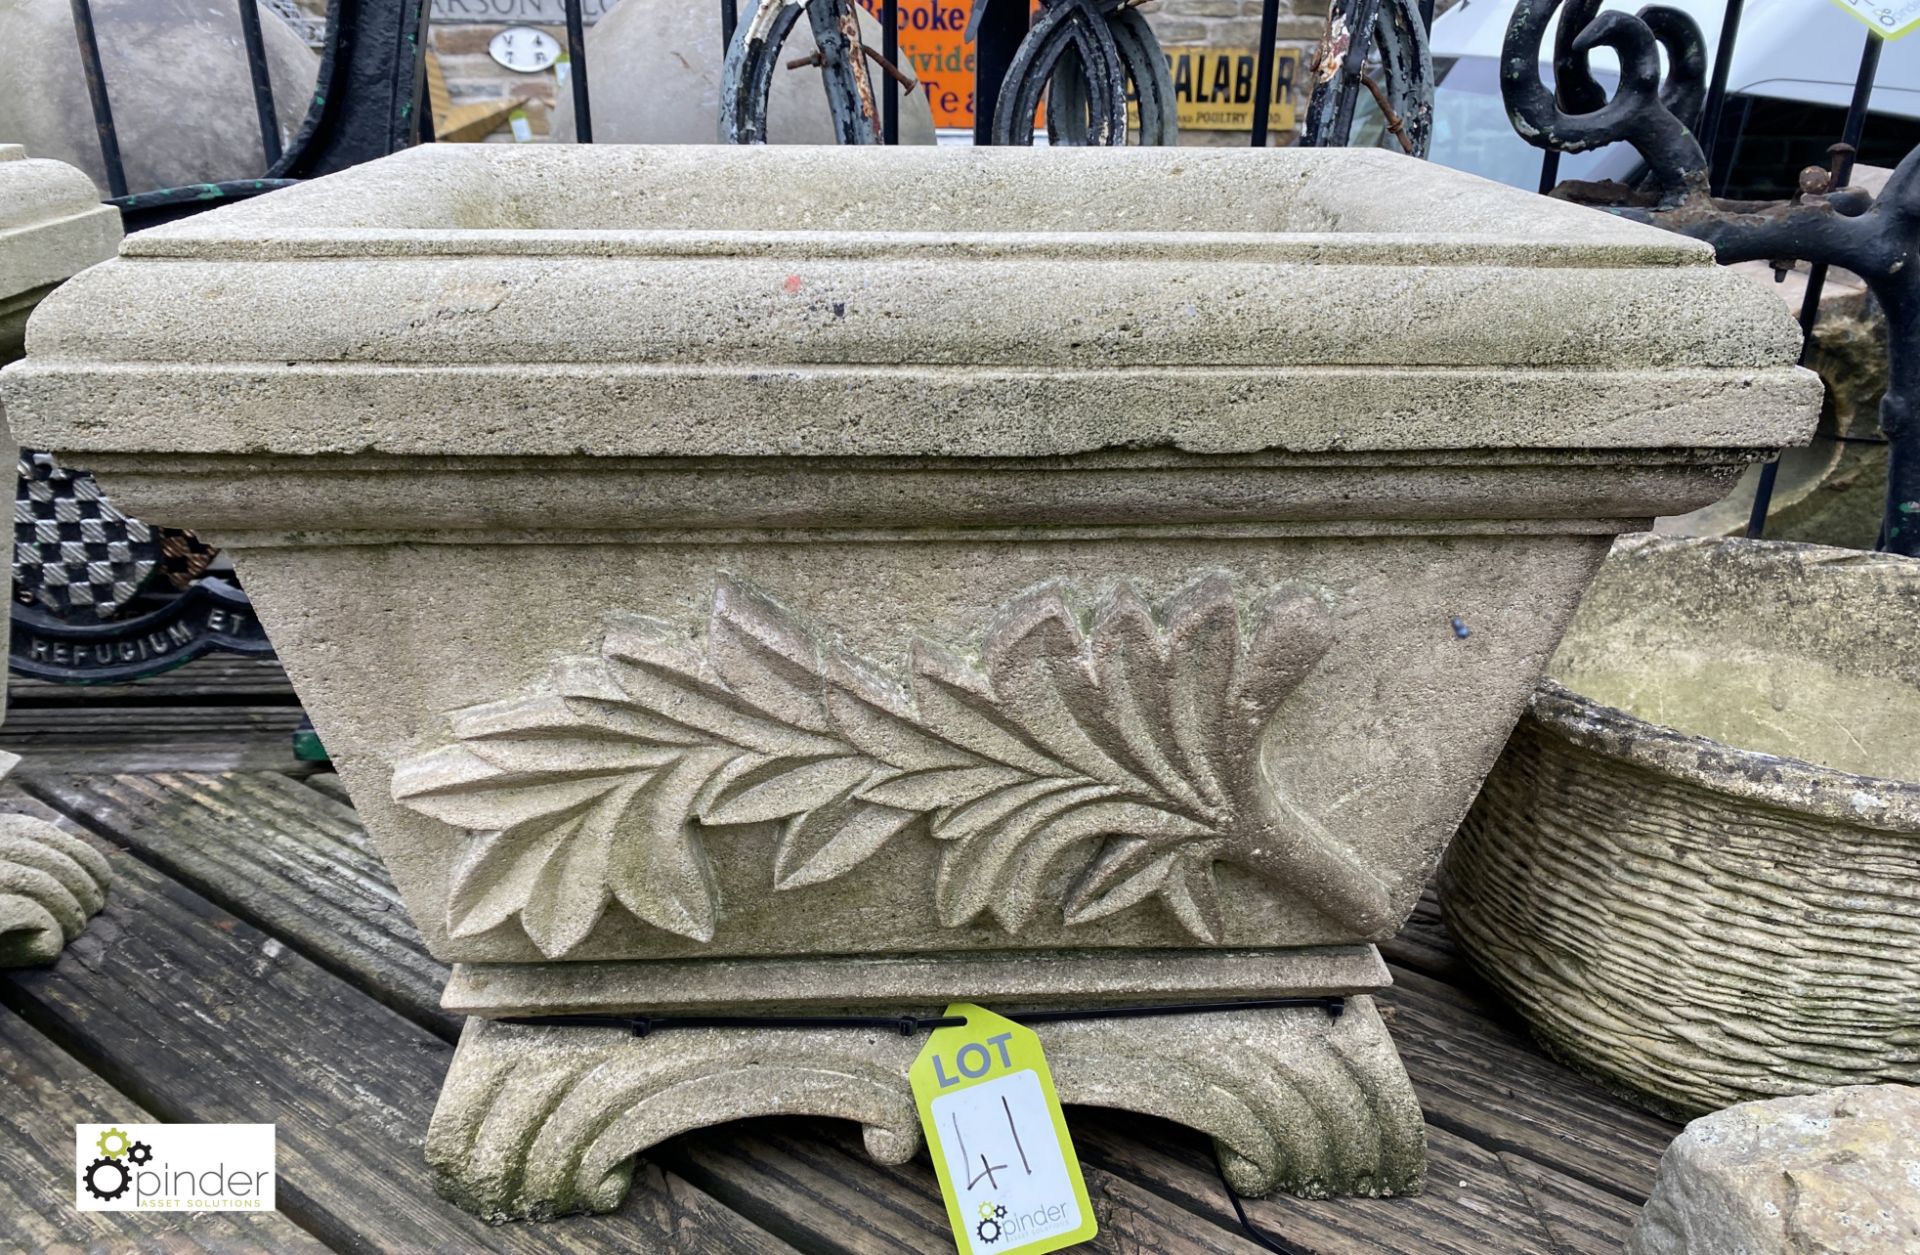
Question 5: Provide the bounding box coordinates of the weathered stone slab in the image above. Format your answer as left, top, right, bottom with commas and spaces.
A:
0, 143, 1820, 1215
1628, 1085, 1920, 1254
443, 945, 1389, 1016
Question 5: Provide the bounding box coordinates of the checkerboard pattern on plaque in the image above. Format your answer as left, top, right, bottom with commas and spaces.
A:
14, 451, 159, 619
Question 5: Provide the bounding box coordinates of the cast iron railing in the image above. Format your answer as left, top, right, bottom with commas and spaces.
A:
1496, 0, 1916, 557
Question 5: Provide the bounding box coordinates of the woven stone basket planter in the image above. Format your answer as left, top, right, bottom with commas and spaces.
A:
1443, 535, 1920, 1118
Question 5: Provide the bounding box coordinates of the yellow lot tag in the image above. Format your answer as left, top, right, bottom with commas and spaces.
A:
1828, 0, 1920, 40
910, 1004, 1097, 1255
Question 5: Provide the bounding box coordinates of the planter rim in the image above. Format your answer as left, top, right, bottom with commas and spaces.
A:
1530, 677, 1920, 832
121, 144, 1707, 262
1, 141, 1819, 465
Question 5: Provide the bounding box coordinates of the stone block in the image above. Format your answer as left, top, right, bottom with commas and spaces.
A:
1629, 1086, 1920, 1254
0, 145, 122, 359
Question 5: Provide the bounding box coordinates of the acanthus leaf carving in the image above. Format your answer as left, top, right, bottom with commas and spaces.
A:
391, 572, 1385, 957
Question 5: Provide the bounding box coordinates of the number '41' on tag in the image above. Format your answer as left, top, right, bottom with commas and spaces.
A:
910, 1003, 1098, 1255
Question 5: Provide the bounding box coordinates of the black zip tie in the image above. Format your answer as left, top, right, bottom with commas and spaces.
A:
504, 1012, 971, 1037
1217, 1156, 1313, 1255
1004, 996, 1344, 1025
500, 996, 1346, 1036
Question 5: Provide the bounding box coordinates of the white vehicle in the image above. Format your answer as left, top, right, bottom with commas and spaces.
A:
1416, 0, 1920, 192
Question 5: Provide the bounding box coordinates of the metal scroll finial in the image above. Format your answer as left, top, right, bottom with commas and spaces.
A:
1501, 0, 1710, 205
1502, 3, 1919, 556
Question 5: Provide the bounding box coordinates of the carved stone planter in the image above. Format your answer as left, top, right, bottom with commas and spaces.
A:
2, 144, 1817, 1217
1443, 535, 1920, 1119
0, 145, 119, 967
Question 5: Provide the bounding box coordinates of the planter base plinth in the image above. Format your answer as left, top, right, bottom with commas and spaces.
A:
426, 997, 1424, 1221
441, 945, 1392, 1017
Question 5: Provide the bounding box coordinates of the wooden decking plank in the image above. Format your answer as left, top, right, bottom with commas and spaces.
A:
1379, 964, 1677, 1202
1496, 1153, 1646, 1255
1375, 887, 1467, 985
669, 1119, 1267, 1255
301, 772, 352, 806
0, 806, 794, 1255
0, 706, 311, 774
1076, 1112, 1561, 1255
11, 656, 297, 706
25, 771, 455, 1037
18, 766, 1669, 1250
0, 1005, 325, 1255
667, 1120, 953, 1255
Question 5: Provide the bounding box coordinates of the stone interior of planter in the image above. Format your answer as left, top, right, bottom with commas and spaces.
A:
1, 144, 1823, 1218
1550, 536, 1920, 782
116, 141, 1712, 237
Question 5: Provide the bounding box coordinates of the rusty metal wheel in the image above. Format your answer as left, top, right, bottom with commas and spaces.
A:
721, 0, 888, 144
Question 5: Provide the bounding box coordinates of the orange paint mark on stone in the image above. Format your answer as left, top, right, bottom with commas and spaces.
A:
783, 275, 804, 294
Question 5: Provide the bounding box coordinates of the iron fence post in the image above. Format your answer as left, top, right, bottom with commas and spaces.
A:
564, 0, 593, 141
237, 0, 285, 166
972, 0, 1027, 145
1251, 0, 1281, 147
1696, 0, 1743, 188
67, 0, 128, 197
1747, 30, 1882, 540
883, 0, 899, 144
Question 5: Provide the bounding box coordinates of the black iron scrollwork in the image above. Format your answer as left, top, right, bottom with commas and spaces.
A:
1502, 0, 1707, 203
1502, 1, 1920, 556
72, 0, 433, 231
981, 0, 1178, 147
1679, 149, 1920, 556
721, 0, 887, 144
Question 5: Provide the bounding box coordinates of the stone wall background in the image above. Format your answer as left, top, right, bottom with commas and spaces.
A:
1150, 0, 1327, 54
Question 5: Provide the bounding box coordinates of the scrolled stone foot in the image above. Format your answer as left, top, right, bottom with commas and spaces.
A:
426, 1018, 927, 1221
0, 814, 113, 967
425, 997, 1422, 1221
1042, 998, 1425, 1199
